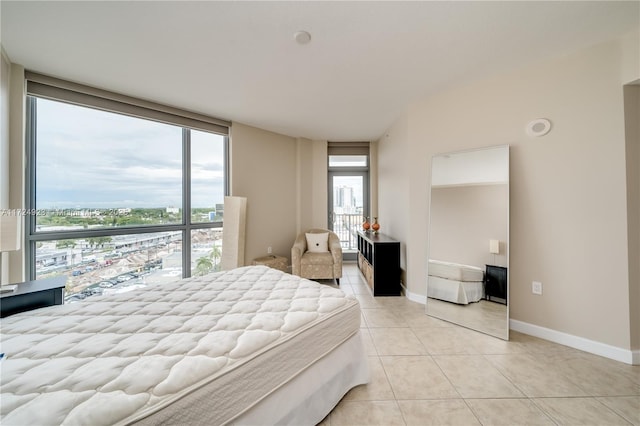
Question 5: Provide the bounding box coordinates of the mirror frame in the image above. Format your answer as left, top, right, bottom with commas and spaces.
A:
426, 145, 510, 340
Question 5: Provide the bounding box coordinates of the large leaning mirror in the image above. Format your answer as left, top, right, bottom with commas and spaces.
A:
426, 145, 509, 339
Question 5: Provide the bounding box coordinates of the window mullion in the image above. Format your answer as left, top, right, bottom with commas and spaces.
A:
182, 128, 192, 278
25, 97, 37, 280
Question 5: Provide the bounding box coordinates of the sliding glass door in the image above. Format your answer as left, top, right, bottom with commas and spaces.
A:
328, 170, 368, 260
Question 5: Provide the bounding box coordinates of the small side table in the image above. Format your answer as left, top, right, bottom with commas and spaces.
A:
252, 255, 288, 272
0, 276, 66, 318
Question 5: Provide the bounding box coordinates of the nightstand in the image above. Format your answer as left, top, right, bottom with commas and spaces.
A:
485, 265, 507, 304
0, 276, 66, 318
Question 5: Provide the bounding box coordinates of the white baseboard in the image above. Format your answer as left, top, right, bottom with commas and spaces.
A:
510, 319, 639, 365
403, 284, 426, 305
398, 288, 638, 365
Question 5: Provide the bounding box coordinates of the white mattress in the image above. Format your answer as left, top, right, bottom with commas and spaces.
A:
428, 259, 484, 282
427, 276, 484, 305
0, 265, 365, 426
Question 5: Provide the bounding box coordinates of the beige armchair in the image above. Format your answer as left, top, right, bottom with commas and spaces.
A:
291, 229, 342, 284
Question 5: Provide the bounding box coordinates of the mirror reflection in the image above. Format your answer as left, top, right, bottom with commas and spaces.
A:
426, 145, 509, 339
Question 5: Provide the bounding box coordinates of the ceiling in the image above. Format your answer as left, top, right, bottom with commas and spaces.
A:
1, 1, 638, 141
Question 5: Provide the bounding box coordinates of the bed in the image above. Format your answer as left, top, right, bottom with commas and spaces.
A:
427, 259, 484, 305
0, 265, 368, 425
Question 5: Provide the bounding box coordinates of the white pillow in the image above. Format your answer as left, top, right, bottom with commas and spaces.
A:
306, 232, 329, 253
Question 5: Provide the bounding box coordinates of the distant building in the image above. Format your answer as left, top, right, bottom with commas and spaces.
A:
334, 185, 357, 213
36, 249, 72, 268
166, 207, 179, 214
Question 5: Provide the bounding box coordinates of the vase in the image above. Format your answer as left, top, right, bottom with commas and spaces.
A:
363, 217, 370, 231
372, 217, 380, 233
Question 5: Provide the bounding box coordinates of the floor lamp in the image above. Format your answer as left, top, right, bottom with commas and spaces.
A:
0, 216, 21, 286
221, 196, 247, 271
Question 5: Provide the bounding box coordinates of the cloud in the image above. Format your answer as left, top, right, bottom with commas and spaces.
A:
35, 98, 225, 208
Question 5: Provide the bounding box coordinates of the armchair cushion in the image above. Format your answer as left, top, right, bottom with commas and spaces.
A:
301, 251, 334, 266
305, 232, 329, 253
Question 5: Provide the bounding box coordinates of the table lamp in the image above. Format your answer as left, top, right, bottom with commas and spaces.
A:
489, 239, 500, 264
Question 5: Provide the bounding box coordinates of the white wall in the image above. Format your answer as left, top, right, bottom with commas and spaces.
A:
1, 49, 11, 283
229, 122, 298, 263
379, 34, 640, 356
624, 83, 640, 351
295, 137, 328, 234
310, 139, 328, 230
377, 111, 410, 286
230, 123, 328, 266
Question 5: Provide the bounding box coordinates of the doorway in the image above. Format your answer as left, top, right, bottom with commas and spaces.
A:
327, 143, 370, 260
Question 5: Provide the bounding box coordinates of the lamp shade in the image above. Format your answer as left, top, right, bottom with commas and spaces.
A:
0, 216, 21, 252
489, 239, 500, 255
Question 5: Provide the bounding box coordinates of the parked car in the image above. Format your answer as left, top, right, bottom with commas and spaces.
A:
67, 292, 86, 301
116, 274, 134, 283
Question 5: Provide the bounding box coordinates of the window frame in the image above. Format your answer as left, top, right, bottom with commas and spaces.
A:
327, 142, 370, 258
24, 77, 229, 282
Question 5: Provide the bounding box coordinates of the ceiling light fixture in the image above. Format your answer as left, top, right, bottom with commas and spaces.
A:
294, 31, 311, 45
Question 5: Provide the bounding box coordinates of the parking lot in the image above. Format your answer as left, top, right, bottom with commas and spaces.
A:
62, 251, 180, 302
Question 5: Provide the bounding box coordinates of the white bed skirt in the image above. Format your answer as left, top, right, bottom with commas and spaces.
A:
427, 276, 483, 305
232, 330, 369, 425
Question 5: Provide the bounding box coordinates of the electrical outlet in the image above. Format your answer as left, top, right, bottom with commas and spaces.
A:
532, 281, 543, 295
267, 246, 272, 254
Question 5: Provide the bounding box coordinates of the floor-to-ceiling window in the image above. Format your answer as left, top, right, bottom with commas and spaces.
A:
25, 73, 229, 302
328, 142, 369, 260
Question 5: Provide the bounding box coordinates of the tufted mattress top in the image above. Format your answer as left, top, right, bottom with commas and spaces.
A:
428, 259, 484, 282
0, 265, 361, 425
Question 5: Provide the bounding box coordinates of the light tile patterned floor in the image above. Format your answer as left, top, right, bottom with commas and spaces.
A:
317, 263, 640, 426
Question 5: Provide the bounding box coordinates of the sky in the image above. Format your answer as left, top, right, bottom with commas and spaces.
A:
35, 98, 226, 209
